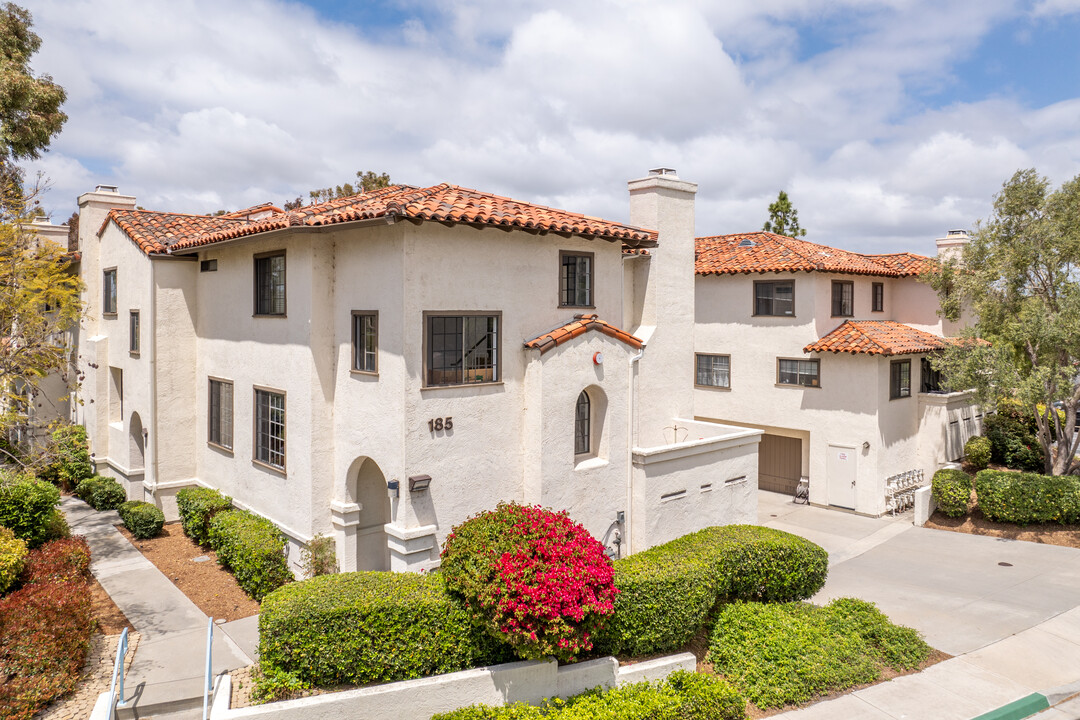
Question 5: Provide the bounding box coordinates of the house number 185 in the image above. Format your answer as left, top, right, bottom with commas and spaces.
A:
428, 417, 453, 432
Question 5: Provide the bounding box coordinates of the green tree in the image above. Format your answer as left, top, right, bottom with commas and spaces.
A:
929, 169, 1080, 475
0, 3, 67, 163
283, 170, 392, 210
763, 190, 807, 237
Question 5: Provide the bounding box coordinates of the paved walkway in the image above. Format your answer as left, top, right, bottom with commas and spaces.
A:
759, 491, 1080, 719
63, 496, 254, 718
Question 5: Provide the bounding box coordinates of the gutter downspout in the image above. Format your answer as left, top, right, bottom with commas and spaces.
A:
625, 344, 644, 556
148, 258, 159, 501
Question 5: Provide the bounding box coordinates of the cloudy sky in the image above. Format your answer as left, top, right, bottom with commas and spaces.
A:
24, 0, 1080, 255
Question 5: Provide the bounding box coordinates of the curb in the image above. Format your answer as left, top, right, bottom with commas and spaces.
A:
971, 693, 1049, 720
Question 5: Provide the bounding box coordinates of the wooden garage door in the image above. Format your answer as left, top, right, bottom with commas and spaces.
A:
759, 434, 802, 495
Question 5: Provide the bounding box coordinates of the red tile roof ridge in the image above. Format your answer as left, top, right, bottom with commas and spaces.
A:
524, 314, 643, 355
804, 320, 962, 356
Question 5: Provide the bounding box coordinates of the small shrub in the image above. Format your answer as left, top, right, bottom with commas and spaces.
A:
42, 508, 70, 542
209, 510, 292, 601
975, 469, 1080, 525
0, 470, 61, 548
984, 410, 1044, 471
74, 476, 127, 511
964, 436, 992, 471
176, 487, 233, 545
0, 527, 28, 593
931, 468, 972, 518
259, 571, 510, 686
823, 598, 929, 670
40, 424, 93, 491
20, 537, 91, 585
117, 501, 165, 539
665, 670, 747, 720
300, 534, 338, 578
440, 503, 617, 662
250, 664, 309, 704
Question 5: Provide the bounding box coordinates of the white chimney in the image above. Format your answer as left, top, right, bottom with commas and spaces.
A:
936, 229, 969, 263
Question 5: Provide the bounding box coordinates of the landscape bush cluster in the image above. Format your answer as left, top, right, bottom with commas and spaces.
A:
431, 671, 746, 720
963, 436, 992, 471
975, 470, 1080, 525
600, 525, 828, 656
0, 537, 95, 720
176, 486, 233, 545
74, 475, 126, 511
706, 598, 929, 708
0, 526, 28, 592
208, 509, 293, 601
118, 500, 165, 539
930, 469, 973, 518
440, 503, 618, 661
983, 406, 1045, 472
0, 469, 64, 548
39, 424, 94, 491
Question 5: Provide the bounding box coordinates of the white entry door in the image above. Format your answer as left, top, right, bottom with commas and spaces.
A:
826, 444, 857, 509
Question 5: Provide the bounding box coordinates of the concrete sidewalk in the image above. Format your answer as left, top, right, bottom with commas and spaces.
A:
758, 491, 1080, 719
64, 496, 254, 718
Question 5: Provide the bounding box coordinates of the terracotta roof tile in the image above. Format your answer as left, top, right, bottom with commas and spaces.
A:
101, 210, 248, 254
622, 246, 651, 256
695, 232, 934, 278
804, 320, 973, 356
524, 314, 643, 355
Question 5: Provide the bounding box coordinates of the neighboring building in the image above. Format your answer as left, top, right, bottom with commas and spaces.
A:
73, 173, 761, 574
693, 230, 981, 516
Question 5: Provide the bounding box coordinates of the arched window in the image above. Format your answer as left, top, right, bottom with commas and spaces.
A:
575, 391, 590, 455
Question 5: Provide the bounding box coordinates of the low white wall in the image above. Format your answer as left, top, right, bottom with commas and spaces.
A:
210, 653, 695, 720
914, 485, 936, 527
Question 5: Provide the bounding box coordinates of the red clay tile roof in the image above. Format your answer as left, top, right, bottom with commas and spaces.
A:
866, 252, 939, 275
102, 210, 248, 254
804, 320, 966, 356
622, 246, 651, 256
524, 314, 644, 355
695, 232, 934, 278
218, 203, 284, 219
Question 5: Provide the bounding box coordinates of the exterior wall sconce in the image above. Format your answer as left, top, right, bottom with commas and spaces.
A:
862, 441, 871, 450
408, 474, 432, 492
386, 479, 400, 498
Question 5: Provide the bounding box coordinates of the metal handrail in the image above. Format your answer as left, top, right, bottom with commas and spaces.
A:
107, 627, 129, 716
203, 617, 214, 720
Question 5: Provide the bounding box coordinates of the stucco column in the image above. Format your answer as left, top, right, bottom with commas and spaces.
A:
330, 499, 361, 572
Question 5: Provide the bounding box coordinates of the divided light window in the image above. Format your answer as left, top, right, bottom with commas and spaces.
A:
872, 282, 884, 312
254, 388, 285, 470
754, 281, 794, 316
129, 311, 140, 354
575, 391, 590, 455
832, 280, 854, 317
426, 314, 499, 387
102, 268, 117, 315
254, 252, 286, 316
777, 358, 820, 387
560, 252, 593, 307
208, 379, 233, 450
891, 360, 911, 399
921, 357, 946, 393
695, 354, 731, 388
352, 312, 378, 373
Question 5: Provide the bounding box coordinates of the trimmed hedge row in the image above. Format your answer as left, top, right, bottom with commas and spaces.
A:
975, 470, 1080, 525
74, 476, 126, 511
931, 469, 972, 518
0, 471, 62, 548
209, 510, 292, 601
259, 571, 511, 686
0, 526, 28, 593
600, 525, 828, 656
118, 501, 165, 539
176, 487, 233, 546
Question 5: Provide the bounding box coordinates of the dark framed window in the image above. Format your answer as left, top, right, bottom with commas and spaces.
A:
254, 252, 286, 316
778, 358, 820, 387
560, 252, 593, 307
695, 354, 731, 388
832, 281, 854, 317
352, 312, 378, 374
754, 280, 794, 316
254, 388, 286, 470
872, 282, 884, 312
102, 268, 117, 315
891, 360, 911, 399
208, 378, 233, 450
575, 391, 590, 455
425, 313, 499, 387
129, 310, 140, 354
921, 357, 946, 393
200, 259, 218, 272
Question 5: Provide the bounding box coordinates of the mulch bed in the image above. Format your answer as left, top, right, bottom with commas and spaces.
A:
924, 508, 1080, 550
90, 575, 132, 635
115, 521, 260, 621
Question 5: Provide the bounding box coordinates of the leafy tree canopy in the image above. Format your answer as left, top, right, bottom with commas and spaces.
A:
0, 3, 66, 163
929, 168, 1080, 475
283, 170, 392, 210
763, 190, 806, 238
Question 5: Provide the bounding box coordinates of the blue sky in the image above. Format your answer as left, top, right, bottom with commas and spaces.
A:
25, 0, 1080, 255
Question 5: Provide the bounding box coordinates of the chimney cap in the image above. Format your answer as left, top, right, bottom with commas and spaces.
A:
946, 229, 969, 237
648, 168, 678, 177
95, 184, 119, 193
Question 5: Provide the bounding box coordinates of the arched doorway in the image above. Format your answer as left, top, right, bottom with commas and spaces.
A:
129, 412, 145, 472
349, 457, 391, 571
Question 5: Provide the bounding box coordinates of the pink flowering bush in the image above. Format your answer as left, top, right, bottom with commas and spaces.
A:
440, 502, 617, 662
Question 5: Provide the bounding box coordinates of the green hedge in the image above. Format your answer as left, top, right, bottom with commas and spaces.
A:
0, 471, 61, 548
74, 476, 126, 511
931, 469, 972, 518
208, 510, 292, 601
176, 487, 233, 545
40, 425, 93, 491
117, 501, 165, 540
600, 525, 828, 656
984, 411, 1044, 471
0, 526, 28, 593
964, 436, 992, 471
975, 470, 1080, 525
259, 571, 511, 686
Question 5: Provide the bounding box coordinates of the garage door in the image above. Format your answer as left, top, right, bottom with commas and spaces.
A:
759, 434, 802, 495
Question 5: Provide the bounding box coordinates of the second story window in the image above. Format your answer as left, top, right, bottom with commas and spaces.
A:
921, 357, 947, 393
891, 360, 911, 399
754, 280, 794, 316
426, 313, 499, 386
254, 388, 286, 470
129, 310, 140, 354
254, 252, 286, 316
352, 312, 378, 374
103, 268, 117, 315
560, 252, 593, 307
872, 282, 884, 312
778, 358, 820, 387
695, 354, 731, 388
208, 378, 233, 450
832, 281, 854, 317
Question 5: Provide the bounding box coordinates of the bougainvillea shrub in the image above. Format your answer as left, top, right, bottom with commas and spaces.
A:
440, 503, 617, 662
